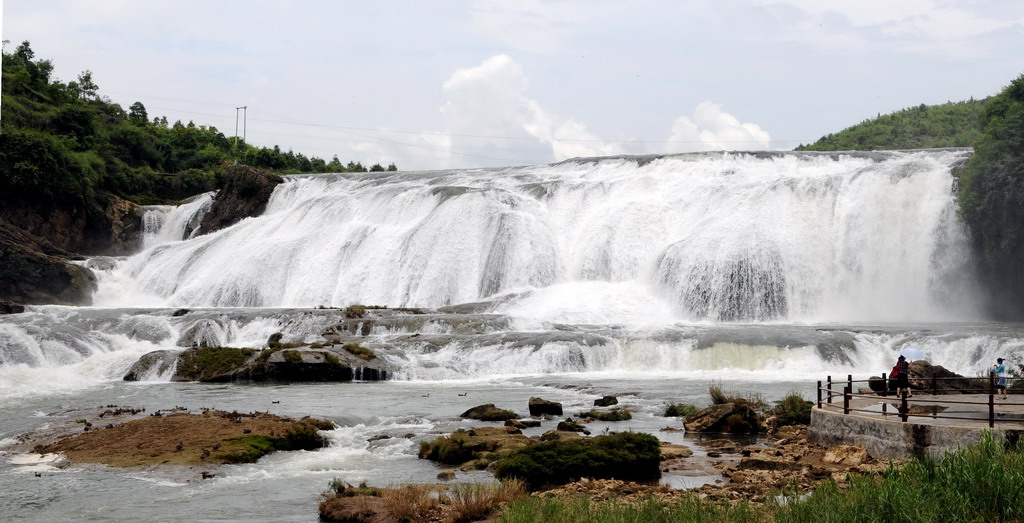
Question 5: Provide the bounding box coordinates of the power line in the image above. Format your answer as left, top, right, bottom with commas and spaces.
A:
147, 104, 809, 145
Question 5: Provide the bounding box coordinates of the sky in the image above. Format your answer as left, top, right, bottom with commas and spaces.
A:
3, 1, 1023, 171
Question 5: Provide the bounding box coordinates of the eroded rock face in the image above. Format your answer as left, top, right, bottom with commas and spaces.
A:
196, 165, 283, 235
0, 219, 95, 305
0, 195, 141, 255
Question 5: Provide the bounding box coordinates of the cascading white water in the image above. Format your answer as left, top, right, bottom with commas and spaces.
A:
99, 150, 979, 323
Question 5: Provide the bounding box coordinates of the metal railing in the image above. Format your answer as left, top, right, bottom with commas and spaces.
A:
816, 373, 1011, 428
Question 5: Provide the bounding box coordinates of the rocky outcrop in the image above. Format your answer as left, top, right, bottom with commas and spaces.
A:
683, 402, 761, 434
528, 397, 563, 416
0, 194, 141, 255
418, 426, 531, 469
0, 219, 95, 305
460, 404, 520, 421
908, 361, 978, 392
122, 350, 180, 381
556, 418, 590, 435
196, 165, 283, 235
594, 395, 618, 407
124, 345, 393, 383
0, 301, 26, 314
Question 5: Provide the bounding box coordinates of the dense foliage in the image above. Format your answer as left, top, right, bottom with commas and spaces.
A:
1, 40, 396, 208
796, 99, 988, 151
957, 74, 1024, 319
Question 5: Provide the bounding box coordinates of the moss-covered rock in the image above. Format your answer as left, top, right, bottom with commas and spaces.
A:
460, 404, 520, 421
493, 432, 662, 490
33, 409, 334, 467
577, 408, 632, 421
151, 345, 394, 383
173, 347, 256, 381
418, 426, 531, 467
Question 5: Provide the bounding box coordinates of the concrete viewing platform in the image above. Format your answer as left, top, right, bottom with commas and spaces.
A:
809, 393, 1024, 459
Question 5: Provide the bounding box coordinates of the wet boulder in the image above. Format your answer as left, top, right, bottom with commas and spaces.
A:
556, 418, 590, 435
460, 404, 520, 421
528, 397, 563, 417
683, 403, 761, 434
0, 301, 25, 314
908, 361, 974, 392
123, 350, 181, 381
594, 395, 618, 407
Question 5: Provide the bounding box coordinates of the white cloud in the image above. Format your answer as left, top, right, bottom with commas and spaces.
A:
667, 101, 772, 152
439, 54, 622, 164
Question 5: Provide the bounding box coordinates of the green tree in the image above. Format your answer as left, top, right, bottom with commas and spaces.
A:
128, 102, 148, 125
76, 70, 98, 100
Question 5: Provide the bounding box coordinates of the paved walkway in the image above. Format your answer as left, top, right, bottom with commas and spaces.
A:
819, 392, 1024, 427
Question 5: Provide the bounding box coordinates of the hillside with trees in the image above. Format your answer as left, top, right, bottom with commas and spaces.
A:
0, 41, 397, 305
956, 74, 1024, 319
1, 40, 396, 208
795, 99, 989, 151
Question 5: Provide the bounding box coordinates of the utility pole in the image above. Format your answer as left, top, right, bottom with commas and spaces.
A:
235, 105, 247, 150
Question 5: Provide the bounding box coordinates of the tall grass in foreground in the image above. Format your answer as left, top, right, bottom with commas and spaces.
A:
776, 432, 1024, 523
500, 495, 765, 523
499, 433, 1024, 523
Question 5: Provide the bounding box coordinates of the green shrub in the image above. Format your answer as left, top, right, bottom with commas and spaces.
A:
708, 382, 768, 411
282, 350, 303, 364
664, 403, 700, 418
494, 432, 661, 490
342, 343, 376, 360
771, 392, 813, 427
345, 304, 367, 318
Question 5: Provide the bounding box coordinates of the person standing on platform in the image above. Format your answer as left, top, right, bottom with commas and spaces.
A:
994, 358, 1008, 400
894, 355, 911, 397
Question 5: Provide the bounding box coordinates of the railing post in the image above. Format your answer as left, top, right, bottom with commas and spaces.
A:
990, 390, 995, 429
827, 376, 833, 404
817, 380, 822, 408
848, 374, 853, 396
900, 390, 909, 422
843, 386, 851, 415
882, 401, 888, 417
882, 372, 888, 397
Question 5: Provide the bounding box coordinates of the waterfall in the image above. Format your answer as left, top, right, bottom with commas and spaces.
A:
100, 150, 978, 323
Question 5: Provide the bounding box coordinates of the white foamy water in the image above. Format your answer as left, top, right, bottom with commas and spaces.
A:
95, 151, 979, 323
